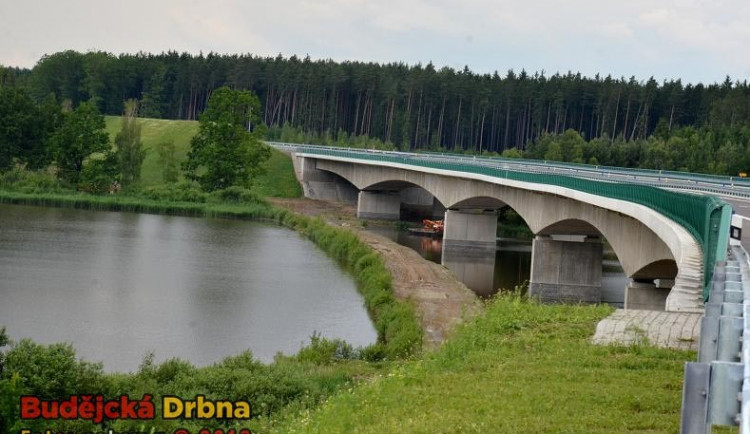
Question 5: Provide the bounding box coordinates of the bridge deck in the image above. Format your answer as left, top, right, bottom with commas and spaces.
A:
592, 309, 702, 351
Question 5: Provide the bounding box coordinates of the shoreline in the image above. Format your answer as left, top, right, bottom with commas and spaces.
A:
270, 197, 482, 349
0, 191, 480, 351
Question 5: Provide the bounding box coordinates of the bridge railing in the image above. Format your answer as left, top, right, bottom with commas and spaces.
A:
274, 142, 731, 298
422, 151, 750, 189
681, 243, 750, 433
270, 142, 750, 199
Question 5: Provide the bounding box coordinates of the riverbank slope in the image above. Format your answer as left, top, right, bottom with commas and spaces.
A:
271, 198, 481, 348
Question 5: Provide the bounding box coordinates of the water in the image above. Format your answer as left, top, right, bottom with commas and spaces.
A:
368, 226, 629, 306
0, 204, 377, 372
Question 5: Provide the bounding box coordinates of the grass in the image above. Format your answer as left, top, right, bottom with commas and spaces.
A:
105, 116, 198, 186
105, 116, 301, 198
254, 146, 303, 198
273, 296, 692, 433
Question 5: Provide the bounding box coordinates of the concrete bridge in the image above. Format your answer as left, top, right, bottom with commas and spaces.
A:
278, 144, 734, 313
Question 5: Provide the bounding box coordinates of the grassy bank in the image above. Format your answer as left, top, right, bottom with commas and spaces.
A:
104, 116, 198, 186
104, 116, 302, 197
275, 295, 691, 433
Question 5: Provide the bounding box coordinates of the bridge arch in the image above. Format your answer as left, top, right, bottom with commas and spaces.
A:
297, 155, 704, 312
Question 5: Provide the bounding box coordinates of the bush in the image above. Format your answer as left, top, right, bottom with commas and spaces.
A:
212, 186, 266, 204
0, 166, 68, 193
294, 333, 357, 365
140, 182, 209, 202
78, 153, 119, 194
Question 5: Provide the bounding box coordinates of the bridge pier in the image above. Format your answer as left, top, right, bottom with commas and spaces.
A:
400, 187, 446, 219
624, 279, 671, 310
440, 210, 498, 296
441, 210, 497, 251
357, 191, 401, 220
529, 235, 603, 303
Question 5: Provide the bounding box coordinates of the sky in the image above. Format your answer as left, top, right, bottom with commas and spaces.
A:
1, 0, 749, 85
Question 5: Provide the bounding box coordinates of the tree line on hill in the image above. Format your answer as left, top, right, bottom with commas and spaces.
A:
0, 75, 267, 192
1, 50, 749, 175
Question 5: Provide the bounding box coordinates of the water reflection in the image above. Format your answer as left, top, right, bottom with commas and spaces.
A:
0, 204, 377, 372
368, 225, 628, 306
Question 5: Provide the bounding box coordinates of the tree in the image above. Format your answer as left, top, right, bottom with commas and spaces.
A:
52, 101, 109, 185
156, 140, 179, 183
115, 99, 146, 185
0, 87, 43, 170
183, 87, 270, 191
501, 147, 523, 158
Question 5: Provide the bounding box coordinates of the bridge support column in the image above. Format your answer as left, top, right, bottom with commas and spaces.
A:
357, 191, 401, 220
442, 210, 497, 251
529, 235, 602, 303
441, 210, 498, 296
624, 280, 670, 310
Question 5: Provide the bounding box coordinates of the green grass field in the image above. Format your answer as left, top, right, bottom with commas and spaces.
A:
268, 296, 691, 434
105, 116, 301, 197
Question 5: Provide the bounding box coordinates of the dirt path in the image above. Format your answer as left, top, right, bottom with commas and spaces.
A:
270, 198, 482, 349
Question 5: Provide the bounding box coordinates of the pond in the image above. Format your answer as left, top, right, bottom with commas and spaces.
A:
0, 204, 377, 372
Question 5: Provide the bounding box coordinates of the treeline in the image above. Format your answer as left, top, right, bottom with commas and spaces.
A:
3, 50, 750, 153
525, 126, 750, 175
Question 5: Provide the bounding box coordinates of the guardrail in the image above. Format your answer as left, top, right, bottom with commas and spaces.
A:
269, 142, 750, 199
270, 142, 732, 299
681, 243, 750, 433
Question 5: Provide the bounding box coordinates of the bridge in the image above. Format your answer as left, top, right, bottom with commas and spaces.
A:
271, 142, 744, 314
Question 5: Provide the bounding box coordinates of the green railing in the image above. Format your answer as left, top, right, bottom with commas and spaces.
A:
297, 146, 732, 300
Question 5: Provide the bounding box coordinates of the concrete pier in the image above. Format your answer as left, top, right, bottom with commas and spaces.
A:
624, 280, 671, 310
400, 187, 446, 219
441, 210, 497, 250
529, 235, 603, 303
440, 210, 498, 296
357, 191, 401, 220
442, 246, 496, 297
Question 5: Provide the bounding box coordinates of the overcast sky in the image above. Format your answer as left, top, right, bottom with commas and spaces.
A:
1, 0, 748, 85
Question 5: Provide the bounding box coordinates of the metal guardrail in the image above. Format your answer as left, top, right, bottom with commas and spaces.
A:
269, 142, 750, 199
270, 142, 731, 297
682, 243, 750, 433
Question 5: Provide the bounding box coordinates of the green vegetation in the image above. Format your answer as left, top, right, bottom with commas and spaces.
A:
184, 87, 270, 191
274, 295, 690, 433
104, 115, 198, 185
253, 148, 303, 198
51, 100, 110, 185
7, 51, 750, 175
0, 326, 386, 433
114, 99, 146, 185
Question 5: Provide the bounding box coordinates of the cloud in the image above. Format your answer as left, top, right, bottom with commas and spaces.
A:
0, 0, 748, 84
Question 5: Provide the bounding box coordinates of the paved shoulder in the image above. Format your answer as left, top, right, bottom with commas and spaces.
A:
592, 309, 702, 351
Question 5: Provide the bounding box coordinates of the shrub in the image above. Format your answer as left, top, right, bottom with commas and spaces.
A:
140, 182, 209, 202
212, 186, 266, 204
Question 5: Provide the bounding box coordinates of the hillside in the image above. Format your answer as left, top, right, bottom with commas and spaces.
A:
104, 116, 301, 197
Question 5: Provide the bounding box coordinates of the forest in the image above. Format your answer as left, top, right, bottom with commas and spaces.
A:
1, 50, 750, 175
